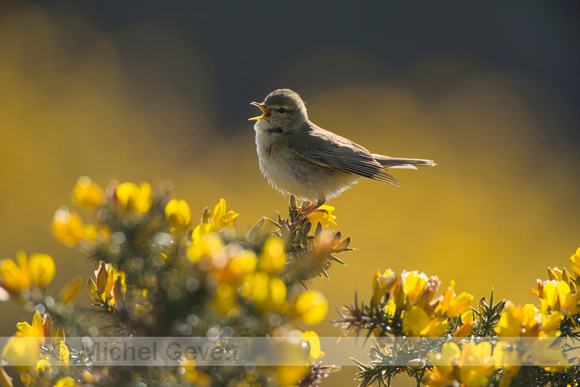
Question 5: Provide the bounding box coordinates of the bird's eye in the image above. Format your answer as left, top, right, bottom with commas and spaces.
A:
278, 107, 286, 113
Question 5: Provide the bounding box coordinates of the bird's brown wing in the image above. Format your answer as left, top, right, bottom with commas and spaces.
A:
289, 125, 400, 186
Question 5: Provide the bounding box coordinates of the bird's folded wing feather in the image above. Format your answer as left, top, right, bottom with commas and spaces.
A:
289, 126, 400, 186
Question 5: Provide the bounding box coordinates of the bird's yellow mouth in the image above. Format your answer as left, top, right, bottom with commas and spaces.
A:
249, 102, 272, 121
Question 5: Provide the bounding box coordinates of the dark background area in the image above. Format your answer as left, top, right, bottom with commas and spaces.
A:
38, 0, 580, 138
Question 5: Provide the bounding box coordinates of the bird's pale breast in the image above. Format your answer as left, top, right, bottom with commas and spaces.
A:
254, 128, 358, 202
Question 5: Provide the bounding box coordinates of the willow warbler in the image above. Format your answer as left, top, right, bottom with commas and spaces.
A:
250, 88, 435, 208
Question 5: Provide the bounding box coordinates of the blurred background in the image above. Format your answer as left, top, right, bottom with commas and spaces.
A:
1, 0, 579, 384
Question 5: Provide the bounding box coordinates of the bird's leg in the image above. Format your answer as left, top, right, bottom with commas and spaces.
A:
289, 198, 325, 230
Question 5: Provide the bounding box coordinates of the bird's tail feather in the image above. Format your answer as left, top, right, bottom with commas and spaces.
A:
372, 155, 436, 169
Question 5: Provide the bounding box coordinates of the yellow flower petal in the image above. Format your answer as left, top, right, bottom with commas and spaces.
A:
295, 290, 328, 325
28, 254, 55, 287
402, 306, 430, 336
209, 199, 238, 231
211, 283, 238, 314
191, 223, 212, 244
268, 277, 287, 309
55, 376, 76, 387
424, 318, 448, 337
165, 199, 191, 229
115, 182, 152, 213
454, 320, 475, 337
461, 309, 475, 323
493, 342, 521, 377
56, 340, 70, 366
57, 275, 83, 304
241, 271, 269, 304
543, 281, 559, 310
276, 365, 310, 387
446, 291, 474, 318
528, 337, 569, 372
82, 224, 98, 241
226, 250, 258, 279
211, 199, 226, 230
402, 271, 428, 304
496, 306, 522, 337
36, 359, 52, 375
306, 205, 337, 227
570, 248, 580, 277
0, 253, 31, 293
52, 207, 84, 246
16, 312, 44, 338
87, 278, 100, 303
302, 331, 324, 362
2, 334, 42, 371
187, 232, 222, 263
3, 312, 45, 371
259, 238, 286, 274
72, 176, 103, 208
428, 342, 461, 379
541, 311, 564, 335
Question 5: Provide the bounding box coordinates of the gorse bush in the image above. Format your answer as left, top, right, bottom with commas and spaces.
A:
0, 177, 345, 386
0, 177, 579, 386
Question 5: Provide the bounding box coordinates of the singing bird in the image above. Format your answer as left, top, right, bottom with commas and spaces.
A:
250, 89, 435, 211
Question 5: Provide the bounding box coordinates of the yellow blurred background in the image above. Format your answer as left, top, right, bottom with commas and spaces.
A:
1, 3, 579, 385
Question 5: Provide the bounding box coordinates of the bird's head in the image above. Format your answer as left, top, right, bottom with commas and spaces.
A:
249, 89, 308, 132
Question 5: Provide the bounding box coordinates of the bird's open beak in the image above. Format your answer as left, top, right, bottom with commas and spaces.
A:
249, 102, 272, 121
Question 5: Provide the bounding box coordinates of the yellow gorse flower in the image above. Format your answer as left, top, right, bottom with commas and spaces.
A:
401, 271, 438, 309
165, 199, 192, 229
306, 204, 337, 228
241, 271, 270, 304
0, 252, 30, 293
427, 341, 495, 387
570, 247, 580, 277
210, 198, 238, 232
57, 275, 84, 304
212, 248, 258, 284
402, 305, 448, 337
496, 301, 563, 337
372, 268, 397, 306
457, 341, 495, 386
16, 311, 45, 339
115, 182, 152, 213
369, 269, 473, 338
524, 336, 569, 372
0, 252, 55, 293
87, 261, 126, 307
438, 288, 475, 318
36, 358, 52, 376
494, 300, 567, 372
211, 283, 239, 314
28, 253, 56, 287
240, 271, 288, 312
55, 340, 70, 366
301, 330, 325, 362
55, 376, 76, 387
187, 199, 238, 263
72, 176, 103, 208
258, 237, 286, 274
273, 333, 311, 386
535, 279, 580, 316
493, 342, 521, 387
187, 232, 223, 264
294, 290, 328, 325
51, 207, 84, 246
2, 312, 46, 371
